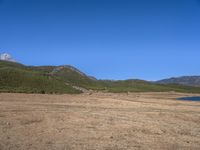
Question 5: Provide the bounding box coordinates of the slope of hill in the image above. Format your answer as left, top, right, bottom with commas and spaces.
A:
0, 61, 81, 94
99, 79, 200, 93
30, 65, 102, 90
1, 60, 200, 94
156, 76, 200, 87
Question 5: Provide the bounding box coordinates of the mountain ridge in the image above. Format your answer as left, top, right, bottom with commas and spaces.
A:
156, 76, 200, 87
1, 60, 200, 94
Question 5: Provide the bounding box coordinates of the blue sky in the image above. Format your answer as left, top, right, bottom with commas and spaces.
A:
0, 0, 200, 80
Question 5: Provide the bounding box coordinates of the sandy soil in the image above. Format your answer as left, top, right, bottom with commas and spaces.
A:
0, 92, 200, 150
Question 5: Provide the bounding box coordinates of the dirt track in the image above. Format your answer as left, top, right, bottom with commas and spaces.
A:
0, 92, 200, 150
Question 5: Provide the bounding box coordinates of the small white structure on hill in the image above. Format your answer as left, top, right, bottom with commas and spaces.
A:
0, 53, 16, 62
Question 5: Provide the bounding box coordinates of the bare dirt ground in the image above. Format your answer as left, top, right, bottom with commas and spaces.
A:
0, 92, 200, 150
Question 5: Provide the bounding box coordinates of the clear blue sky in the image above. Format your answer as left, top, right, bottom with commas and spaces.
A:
0, 0, 200, 80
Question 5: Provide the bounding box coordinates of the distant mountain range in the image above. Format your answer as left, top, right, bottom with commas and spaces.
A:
156, 76, 200, 87
1, 53, 200, 94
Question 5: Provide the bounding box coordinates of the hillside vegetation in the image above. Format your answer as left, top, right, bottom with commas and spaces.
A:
0, 61, 81, 94
1, 60, 200, 94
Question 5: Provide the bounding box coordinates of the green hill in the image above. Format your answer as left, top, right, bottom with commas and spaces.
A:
0, 61, 81, 94
99, 80, 200, 93
1, 60, 200, 94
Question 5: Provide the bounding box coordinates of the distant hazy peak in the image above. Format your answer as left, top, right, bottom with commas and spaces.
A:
156, 76, 200, 87
0, 53, 16, 62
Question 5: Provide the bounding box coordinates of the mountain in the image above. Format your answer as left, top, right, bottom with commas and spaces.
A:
156, 76, 200, 87
0, 53, 16, 62
0, 61, 81, 94
1, 60, 200, 94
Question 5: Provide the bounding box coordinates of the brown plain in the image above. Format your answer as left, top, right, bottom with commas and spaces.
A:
0, 92, 200, 150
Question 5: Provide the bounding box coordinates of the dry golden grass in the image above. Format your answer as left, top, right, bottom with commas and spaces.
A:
0, 92, 200, 150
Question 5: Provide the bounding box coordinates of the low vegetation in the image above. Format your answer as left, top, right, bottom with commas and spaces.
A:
1, 60, 200, 94
0, 61, 81, 94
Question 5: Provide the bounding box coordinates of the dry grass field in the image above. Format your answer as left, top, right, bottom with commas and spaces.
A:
0, 92, 200, 150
